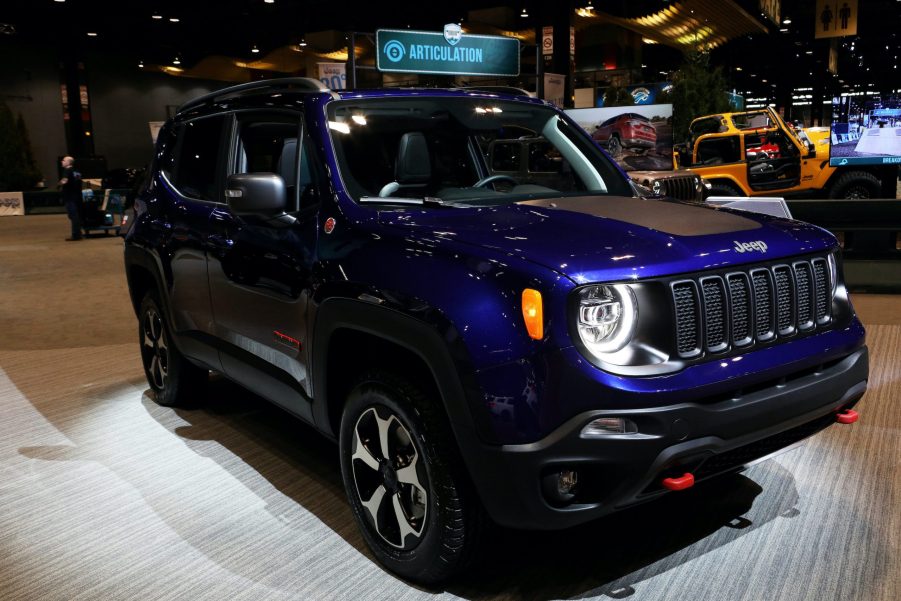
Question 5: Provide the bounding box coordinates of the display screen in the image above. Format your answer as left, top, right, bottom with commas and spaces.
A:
829, 96, 901, 166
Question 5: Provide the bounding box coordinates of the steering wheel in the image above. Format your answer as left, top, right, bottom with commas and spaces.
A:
473, 174, 518, 188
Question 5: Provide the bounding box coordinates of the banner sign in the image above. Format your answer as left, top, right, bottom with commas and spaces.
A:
543, 73, 565, 107
318, 62, 347, 90
597, 82, 673, 107
815, 0, 858, 39
0, 191, 25, 216
376, 26, 519, 77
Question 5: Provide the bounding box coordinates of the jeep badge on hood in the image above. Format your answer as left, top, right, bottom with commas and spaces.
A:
734, 240, 768, 253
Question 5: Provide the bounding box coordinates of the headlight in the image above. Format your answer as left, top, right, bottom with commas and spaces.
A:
651, 180, 663, 195
576, 284, 637, 355
702, 178, 713, 190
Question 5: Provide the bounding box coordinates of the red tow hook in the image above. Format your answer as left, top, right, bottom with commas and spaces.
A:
661, 473, 695, 491
836, 409, 859, 424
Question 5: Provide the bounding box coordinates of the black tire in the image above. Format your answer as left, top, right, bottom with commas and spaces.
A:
608, 134, 623, 157
138, 291, 206, 407
827, 170, 881, 199
339, 370, 485, 584
707, 181, 743, 197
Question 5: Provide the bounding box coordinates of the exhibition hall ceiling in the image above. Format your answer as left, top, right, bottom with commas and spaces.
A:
0, 0, 898, 96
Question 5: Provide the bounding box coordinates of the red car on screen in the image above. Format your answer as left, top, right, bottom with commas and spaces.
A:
591, 113, 657, 156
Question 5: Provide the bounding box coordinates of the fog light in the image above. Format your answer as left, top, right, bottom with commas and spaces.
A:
542, 469, 580, 505
580, 417, 638, 438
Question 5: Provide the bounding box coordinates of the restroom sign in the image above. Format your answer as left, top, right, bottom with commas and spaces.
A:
815, 0, 857, 39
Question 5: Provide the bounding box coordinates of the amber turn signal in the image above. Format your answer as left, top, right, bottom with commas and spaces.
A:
522, 288, 544, 340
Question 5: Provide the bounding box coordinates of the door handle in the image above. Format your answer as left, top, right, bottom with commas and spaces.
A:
207, 234, 233, 250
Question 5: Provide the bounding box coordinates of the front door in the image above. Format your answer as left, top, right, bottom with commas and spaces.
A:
745, 130, 802, 191
207, 111, 321, 421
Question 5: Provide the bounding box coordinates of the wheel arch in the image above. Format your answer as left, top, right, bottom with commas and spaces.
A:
311, 298, 493, 449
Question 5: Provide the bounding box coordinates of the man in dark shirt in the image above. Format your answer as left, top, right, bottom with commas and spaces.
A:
59, 156, 83, 241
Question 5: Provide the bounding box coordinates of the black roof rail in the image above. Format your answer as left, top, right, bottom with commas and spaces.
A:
176, 77, 331, 115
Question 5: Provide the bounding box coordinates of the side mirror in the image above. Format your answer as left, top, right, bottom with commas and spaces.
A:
225, 173, 287, 217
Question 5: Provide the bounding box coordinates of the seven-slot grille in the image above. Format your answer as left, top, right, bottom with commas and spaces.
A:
658, 176, 699, 201
671, 256, 832, 359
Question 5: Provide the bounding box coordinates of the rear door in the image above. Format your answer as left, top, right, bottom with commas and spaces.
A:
158, 114, 228, 370
207, 110, 321, 421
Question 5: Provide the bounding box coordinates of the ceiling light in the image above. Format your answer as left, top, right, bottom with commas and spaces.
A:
779, 28, 789, 33
806, 50, 813, 54
54, 0, 65, 3
169, 17, 179, 23
138, 60, 144, 68
783, 18, 792, 24
735, 66, 743, 71
86, 32, 97, 37
265, 0, 275, 3
251, 45, 259, 54
173, 57, 181, 65
152, 14, 162, 19
521, 8, 528, 18
298, 38, 307, 47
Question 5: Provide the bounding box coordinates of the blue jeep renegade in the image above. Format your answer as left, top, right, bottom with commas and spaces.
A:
124, 78, 868, 583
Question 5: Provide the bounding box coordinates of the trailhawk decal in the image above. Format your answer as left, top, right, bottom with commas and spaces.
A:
734, 240, 769, 253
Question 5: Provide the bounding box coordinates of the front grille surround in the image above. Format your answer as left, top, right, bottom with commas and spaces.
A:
670, 254, 835, 362
659, 175, 700, 201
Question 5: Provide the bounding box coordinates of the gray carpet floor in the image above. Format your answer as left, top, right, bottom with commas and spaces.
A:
1, 216, 898, 600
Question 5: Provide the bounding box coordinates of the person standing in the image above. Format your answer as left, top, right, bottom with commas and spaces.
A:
59, 156, 83, 241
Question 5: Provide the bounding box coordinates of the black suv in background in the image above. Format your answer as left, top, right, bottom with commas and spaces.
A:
124, 79, 867, 583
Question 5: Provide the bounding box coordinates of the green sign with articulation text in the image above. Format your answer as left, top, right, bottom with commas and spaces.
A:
376, 27, 520, 77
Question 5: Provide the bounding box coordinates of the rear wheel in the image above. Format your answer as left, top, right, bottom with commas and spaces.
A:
139, 292, 206, 407
827, 171, 881, 199
339, 370, 485, 584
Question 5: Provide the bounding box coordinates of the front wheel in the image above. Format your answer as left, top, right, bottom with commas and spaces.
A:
707, 181, 743, 197
608, 134, 623, 157
339, 371, 485, 584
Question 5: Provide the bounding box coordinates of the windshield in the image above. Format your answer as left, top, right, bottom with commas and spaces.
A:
327, 96, 631, 204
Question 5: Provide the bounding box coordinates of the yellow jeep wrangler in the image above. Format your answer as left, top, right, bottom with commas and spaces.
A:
675, 107, 896, 199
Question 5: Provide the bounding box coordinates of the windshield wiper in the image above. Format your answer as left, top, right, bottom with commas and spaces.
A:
359, 196, 454, 208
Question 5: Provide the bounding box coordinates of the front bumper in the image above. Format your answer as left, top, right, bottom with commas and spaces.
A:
465, 346, 868, 530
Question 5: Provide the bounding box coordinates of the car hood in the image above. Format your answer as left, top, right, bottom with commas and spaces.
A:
377, 195, 836, 283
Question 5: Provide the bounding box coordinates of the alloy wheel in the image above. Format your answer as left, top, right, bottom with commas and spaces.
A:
141, 307, 169, 390
351, 406, 428, 550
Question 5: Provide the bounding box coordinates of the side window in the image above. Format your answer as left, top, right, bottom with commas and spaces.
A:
528, 141, 563, 173
174, 116, 225, 201
158, 124, 180, 181
491, 142, 521, 171
235, 113, 319, 212
696, 136, 740, 164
